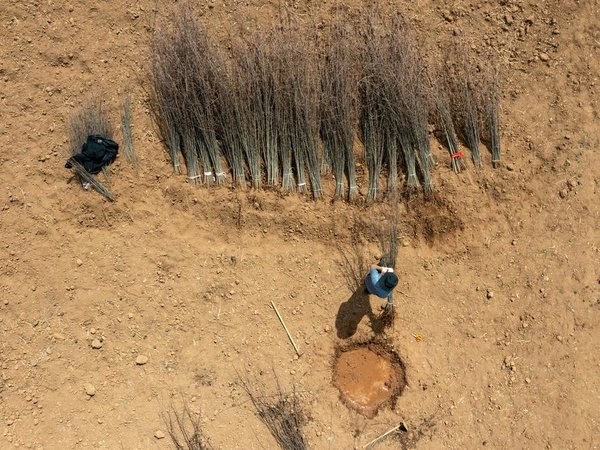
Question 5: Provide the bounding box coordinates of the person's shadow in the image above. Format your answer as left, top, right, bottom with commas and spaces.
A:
335, 287, 385, 338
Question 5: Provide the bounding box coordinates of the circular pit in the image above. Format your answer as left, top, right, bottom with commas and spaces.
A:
332, 342, 406, 418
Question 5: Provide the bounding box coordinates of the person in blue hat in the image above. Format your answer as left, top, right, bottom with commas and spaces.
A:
365, 260, 398, 302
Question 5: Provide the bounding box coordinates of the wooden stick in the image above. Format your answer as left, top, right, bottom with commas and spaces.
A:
363, 424, 402, 448
271, 301, 302, 357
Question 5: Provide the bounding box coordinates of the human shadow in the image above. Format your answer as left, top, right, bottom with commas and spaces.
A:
335, 287, 386, 339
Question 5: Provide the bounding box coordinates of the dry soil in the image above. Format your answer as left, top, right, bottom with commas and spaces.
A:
0, 1, 599, 449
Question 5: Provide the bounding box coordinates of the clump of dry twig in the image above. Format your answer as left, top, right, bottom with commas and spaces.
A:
429, 71, 464, 172
388, 17, 432, 192
481, 66, 501, 167
67, 97, 115, 199
162, 400, 212, 450
237, 36, 273, 188
320, 12, 360, 199
359, 13, 432, 197
358, 13, 386, 201
215, 31, 281, 189
374, 194, 400, 322
146, 5, 504, 200
148, 20, 183, 174
337, 237, 368, 293
392, 20, 433, 193
69, 97, 113, 157
213, 42, 254, 187
446, 46, 482, 168
149, 4, 225, 185
240, 375, 308, 450
272, 23, 323, 198
120, 92, 137, 167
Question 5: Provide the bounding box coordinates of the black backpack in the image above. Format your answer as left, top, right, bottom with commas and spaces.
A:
65, 135, 119, 174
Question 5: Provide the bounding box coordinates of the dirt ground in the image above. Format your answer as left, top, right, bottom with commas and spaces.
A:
0, 0, 599, 449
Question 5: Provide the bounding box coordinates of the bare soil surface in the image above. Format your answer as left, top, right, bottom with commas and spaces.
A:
1, 1, 599, 449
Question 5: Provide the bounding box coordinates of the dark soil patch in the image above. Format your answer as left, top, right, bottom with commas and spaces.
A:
404, 194, 464, 245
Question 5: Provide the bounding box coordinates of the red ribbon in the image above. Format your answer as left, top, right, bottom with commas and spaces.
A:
451, 150, 464, 158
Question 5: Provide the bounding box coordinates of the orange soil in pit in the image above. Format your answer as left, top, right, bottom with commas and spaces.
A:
333, 347, 405, 418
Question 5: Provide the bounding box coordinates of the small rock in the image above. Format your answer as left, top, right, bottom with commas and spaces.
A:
486, 290, 494, 300
154, 430, 165, 439
511, 239, 517, 245
567, 179, 577, 189
136, 355, 149, 365
76, 259, 83, 266
559, 189, 568, 199
504, 14, 514, 25
556, 335, 563, 342
84, 383, 96, 397
324, 325, 331, 333
443, 10, 453, 22
525, 377, 531, 384
3, 299, 8, 305
91, 339, 103, 349
539, 52, 549, 62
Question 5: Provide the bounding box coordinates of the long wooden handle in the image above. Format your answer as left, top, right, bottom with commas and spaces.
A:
363, 425, 401, 448
271, 301, 301, 357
